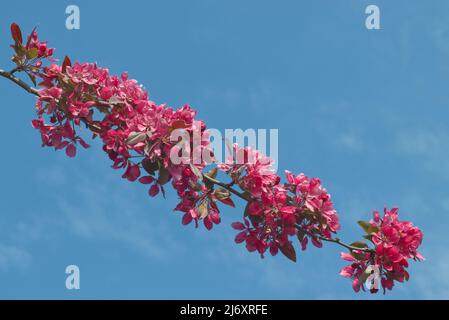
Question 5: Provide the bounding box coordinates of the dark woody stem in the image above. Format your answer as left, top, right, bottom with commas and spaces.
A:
0, 68, 39, 95
1, 67, 374, 255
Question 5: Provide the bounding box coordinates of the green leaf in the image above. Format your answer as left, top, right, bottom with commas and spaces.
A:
108, 96, 122, 105
214, 187, 230, 200
13, 43, 26, 58
350, 241, 369, 249
350, 251, 365, 261
189, 163, 203, 180
404, 270, 410, 282
357, 220, 379, 234
197, 200, 209, 219
358, 268, 371, 284
26, 47, 38, 59
125, 132, 147, 145
205, 167, 218, 180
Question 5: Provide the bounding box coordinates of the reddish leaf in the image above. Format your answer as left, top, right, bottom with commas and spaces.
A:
148, 184, 159, 197
11, 23, 22, 44
157, 166, 171, 185
138, 176, 155, 184
311, 237, 323, 248
231, 222, 245, 230
65, 144, 77, 158
78, 138, 90, 149
25, 26, 37, 47
203, 217, 213, 230
280, 242, 297, 262
62, 55, 72, 73
171, 119, 188, 129
182, 213, 193, 225
246, 201, 263, 216
209, 213, 220, 224
234, 231, 247, 244
123, 164, 140, 182
141, 159, 158, 175
218, 196, 235, 208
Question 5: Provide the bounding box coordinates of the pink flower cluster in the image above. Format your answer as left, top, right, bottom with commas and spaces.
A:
12, 25, 216, 228
10, 23, 55, 85
40, 63, 212, 203
226, 145, 340, 261
340, 208, 424, 293
24, 28, 55, 60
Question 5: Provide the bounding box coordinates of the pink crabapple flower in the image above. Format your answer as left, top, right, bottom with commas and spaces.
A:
339, 208, 423, 294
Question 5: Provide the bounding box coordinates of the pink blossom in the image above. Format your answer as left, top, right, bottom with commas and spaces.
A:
66, 144, 76, 158
339, 208, 423, 294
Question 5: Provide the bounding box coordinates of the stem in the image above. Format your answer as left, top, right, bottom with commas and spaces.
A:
10, 66, 21, 74
310, 234, 372, 252
203, 174, 252, 202
0, 68, 39, 95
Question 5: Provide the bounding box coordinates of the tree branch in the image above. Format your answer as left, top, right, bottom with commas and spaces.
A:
1, 66, 373, 255
0, 68, 39, 95
203, 174, 252, 202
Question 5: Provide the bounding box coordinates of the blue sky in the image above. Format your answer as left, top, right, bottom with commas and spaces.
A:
0, 0, 448, 299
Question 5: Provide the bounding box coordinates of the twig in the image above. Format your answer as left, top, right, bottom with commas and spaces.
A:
0, 68, 39, 95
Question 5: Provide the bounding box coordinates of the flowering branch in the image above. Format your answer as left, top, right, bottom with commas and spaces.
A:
0, 22, 424, 294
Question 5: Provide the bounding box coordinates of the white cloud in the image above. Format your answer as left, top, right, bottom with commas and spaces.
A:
22, 158, 185, 261
53, 167, 183, 260
396, 129, 443, 155
335, 132, 364, 152
0, 244, 31, 271
414, 247, 449, 299
396, 128, 449, 180
59, 198, 179, 259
